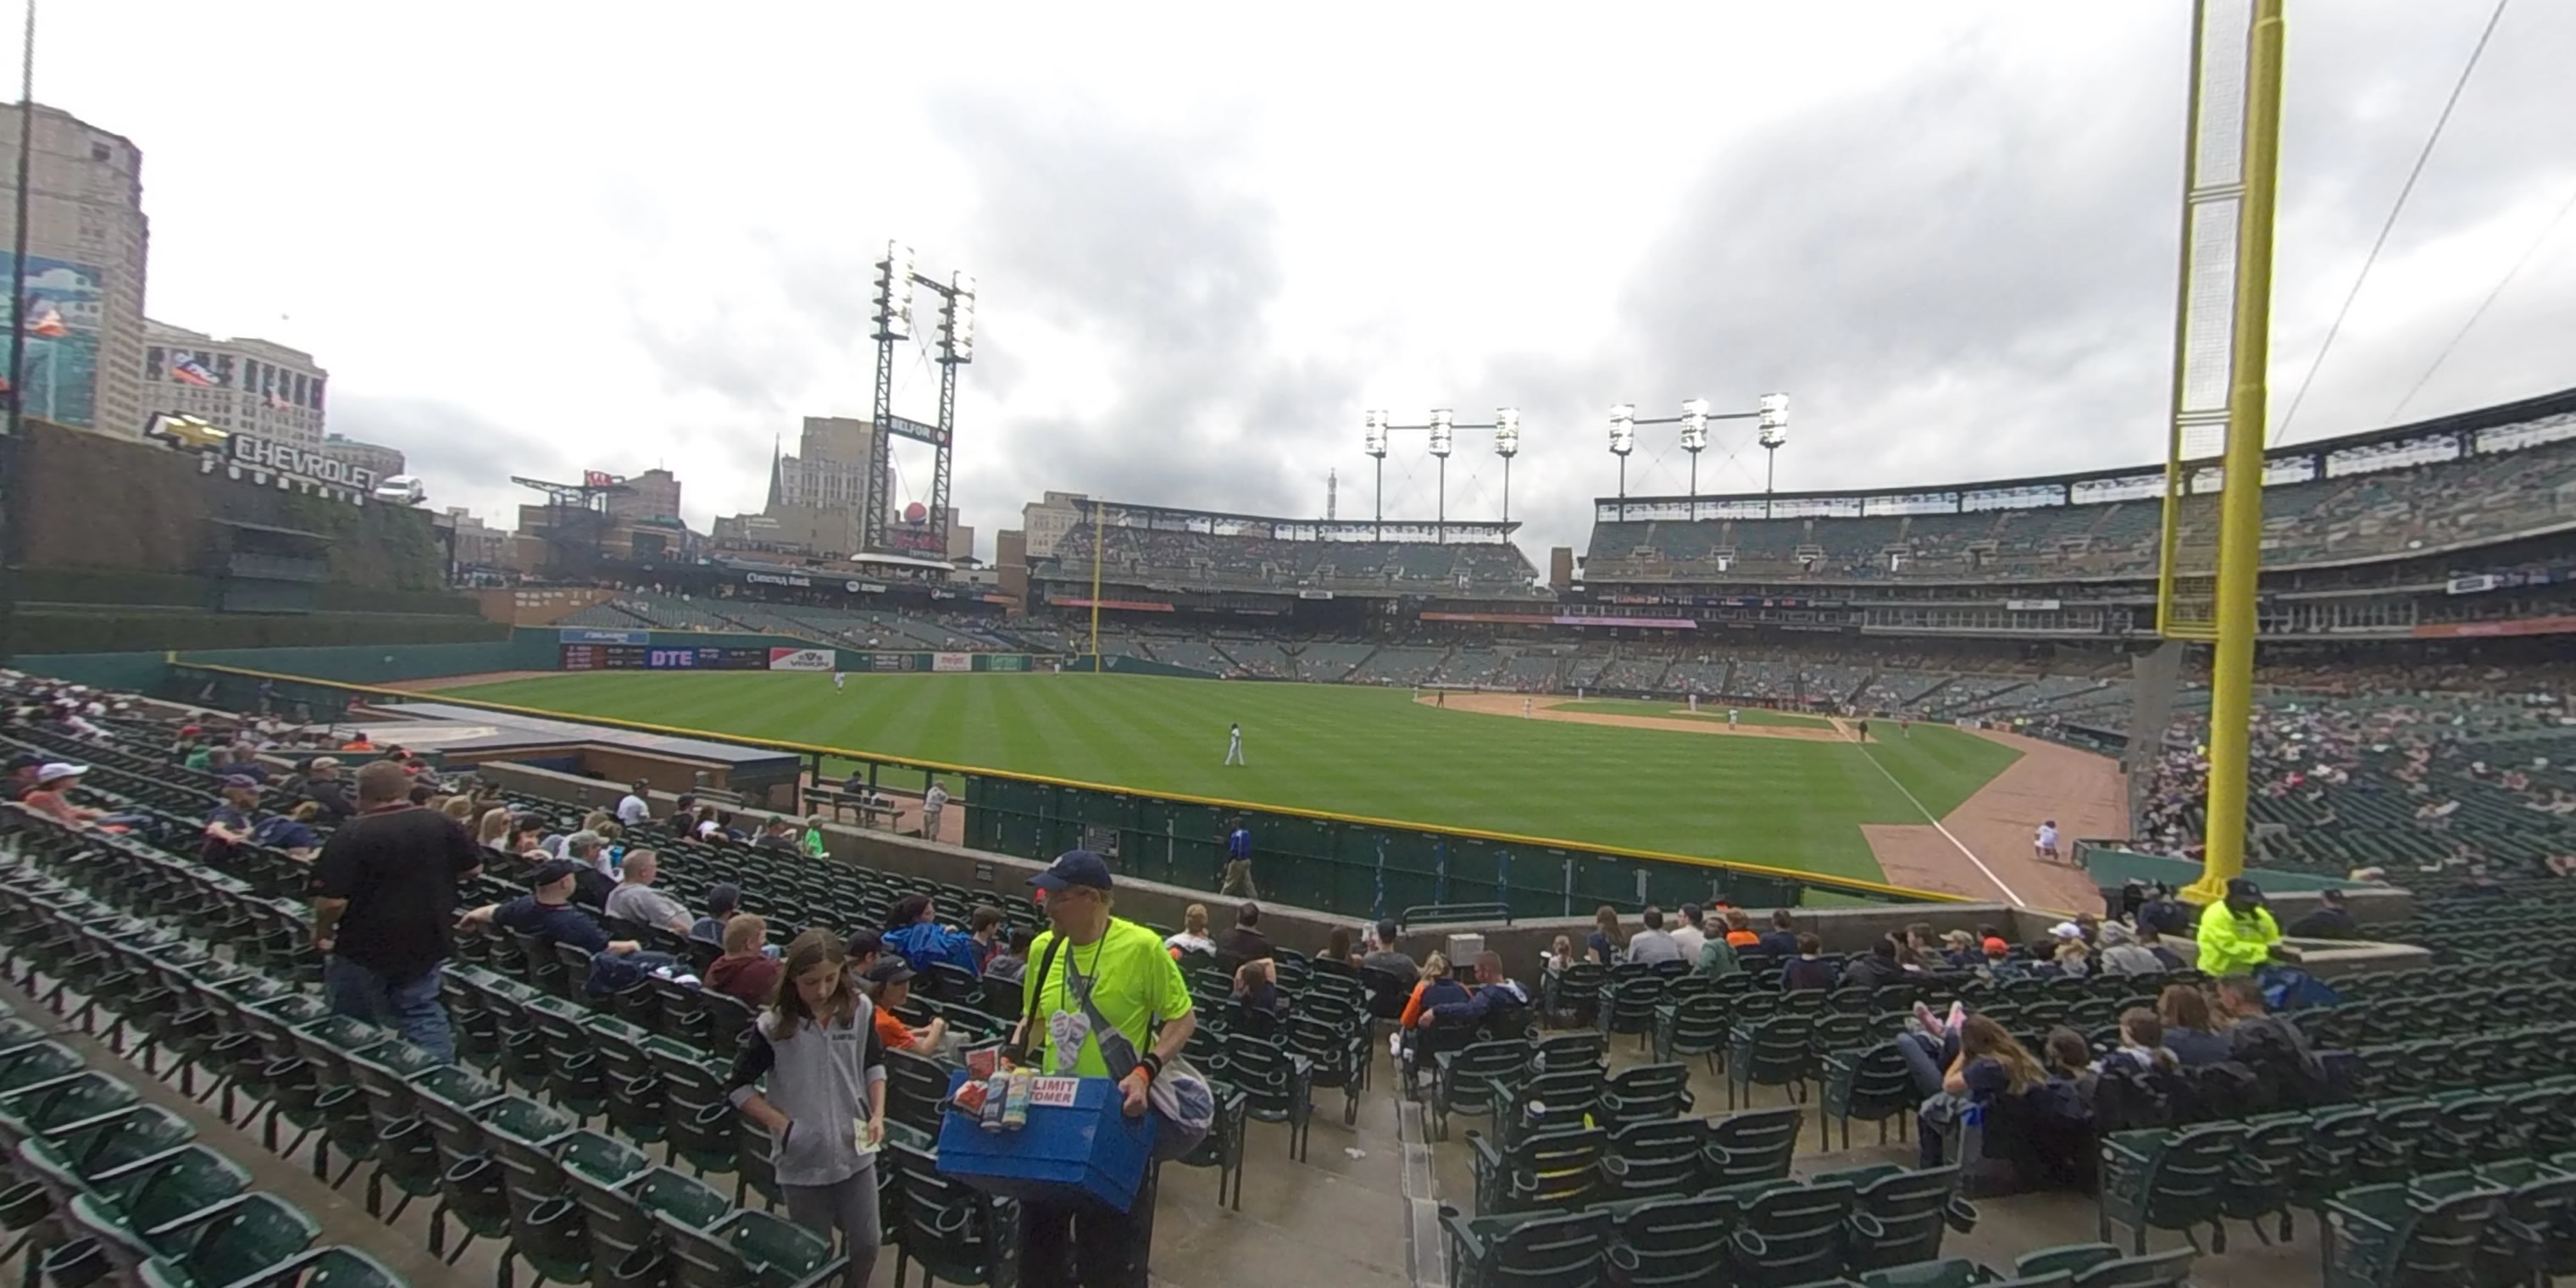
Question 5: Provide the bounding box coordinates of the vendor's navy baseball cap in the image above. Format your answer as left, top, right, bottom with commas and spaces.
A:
1030, 849, 1114, 894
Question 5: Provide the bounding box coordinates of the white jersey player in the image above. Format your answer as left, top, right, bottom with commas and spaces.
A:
1224, 722, 1246, 766
1523, 697, 1534, 718
833, 671, 847, 691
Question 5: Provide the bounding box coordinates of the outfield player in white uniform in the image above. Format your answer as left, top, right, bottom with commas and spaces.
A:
1727, 708, 1739, 729
1523, 697, 1533, 718
1224, 722, 1245, 766
833, 671, 847, 691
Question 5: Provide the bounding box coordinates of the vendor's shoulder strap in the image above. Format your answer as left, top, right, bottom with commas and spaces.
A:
1060, 938, 1142, 1080
1013, 934, 1069, 1063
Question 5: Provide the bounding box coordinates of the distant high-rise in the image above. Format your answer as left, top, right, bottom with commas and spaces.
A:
1019, 491, 1091, 561
0, 104, 150, 437
321, 433, 404, 481
759, 416, 885, 557
608, 467, 683, 525
142, 320, 328, 450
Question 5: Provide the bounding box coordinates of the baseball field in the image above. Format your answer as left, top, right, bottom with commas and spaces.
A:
436, 670, 2035, 886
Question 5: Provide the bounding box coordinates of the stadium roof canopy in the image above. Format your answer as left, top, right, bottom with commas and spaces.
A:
1594, 384, 2576, 522
1081, 497, 1522, 544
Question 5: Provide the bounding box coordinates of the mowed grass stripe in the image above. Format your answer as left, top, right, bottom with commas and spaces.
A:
437, 673, 2029, 885
1554, 699, 1829, 728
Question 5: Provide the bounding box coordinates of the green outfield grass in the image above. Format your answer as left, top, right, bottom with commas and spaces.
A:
1552, 698, 1830, 728
436, 671, 2023, 886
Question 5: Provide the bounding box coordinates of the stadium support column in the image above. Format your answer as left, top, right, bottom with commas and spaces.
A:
1088, 502, 1105, 672
1429, 409, 1453, 545
1608, 404, 1635, 523
930, 360, 956, 555
2185, 0, 2285, 906
0, 3, 31, 663
867, 245, 904, 557
3, 0, 28, 442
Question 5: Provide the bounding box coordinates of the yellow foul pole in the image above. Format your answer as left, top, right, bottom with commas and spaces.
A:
2185, 0, 2285, 905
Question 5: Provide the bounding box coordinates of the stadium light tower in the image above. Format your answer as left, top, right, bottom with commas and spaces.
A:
1619, 391, 1791, 518
1367, 404, 1519, 538
869, 239, 974, 557
1429, 408, 1454, 544
1757, 392, 1791, 518
1363, 410, 1389, 541
1679, 397, 1710, 521
1608, 403, 1636, 521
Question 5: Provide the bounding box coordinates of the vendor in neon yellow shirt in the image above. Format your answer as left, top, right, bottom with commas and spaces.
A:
2196, 877, 2296, 975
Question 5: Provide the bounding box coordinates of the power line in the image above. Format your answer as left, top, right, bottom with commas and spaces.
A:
2272, 0, 2512, 446
2388, 180, 2576, 423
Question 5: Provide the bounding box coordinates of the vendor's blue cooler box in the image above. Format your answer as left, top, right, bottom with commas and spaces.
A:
934, 1071, 1156, 1211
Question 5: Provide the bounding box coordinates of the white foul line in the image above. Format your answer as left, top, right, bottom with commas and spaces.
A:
1858, 745, 2024, 906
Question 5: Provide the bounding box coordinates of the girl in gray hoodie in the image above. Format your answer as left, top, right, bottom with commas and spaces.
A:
728, 930, 887, 1288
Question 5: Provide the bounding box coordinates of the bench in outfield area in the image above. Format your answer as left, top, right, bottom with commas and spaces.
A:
806, 785, 908, 830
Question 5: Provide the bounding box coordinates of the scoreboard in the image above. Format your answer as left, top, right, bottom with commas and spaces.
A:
559, 644, 770, 671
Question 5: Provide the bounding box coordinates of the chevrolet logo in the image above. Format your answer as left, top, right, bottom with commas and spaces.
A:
146, 413, 231, 452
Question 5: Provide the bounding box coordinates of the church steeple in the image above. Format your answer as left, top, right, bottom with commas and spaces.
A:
765, 435, 783, 510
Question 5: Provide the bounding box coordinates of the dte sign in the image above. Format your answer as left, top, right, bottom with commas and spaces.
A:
648, 649, 697, 669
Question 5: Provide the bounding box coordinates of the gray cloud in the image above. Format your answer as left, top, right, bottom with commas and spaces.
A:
1470, 3, 2576, 558
331, 392, 577, 524
347, 3, 2576, 571
923, 92, 1366, 533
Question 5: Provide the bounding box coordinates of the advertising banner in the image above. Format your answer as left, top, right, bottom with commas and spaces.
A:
2446, 575, 2501, 596
5, 253, 106, 430
2413, 614, 2576, 640
869, 652, 916, 672
2004, 599, 2062, 612
769, 647, 835, 671
558, 644, 768, 670
987, 654, 1027, 672
561, 629, 650, 645
1052, 597, 1174, 613
1420, 611, 1695, 629
932, 652, 974, 673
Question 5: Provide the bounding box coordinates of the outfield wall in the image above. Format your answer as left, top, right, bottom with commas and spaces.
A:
16, 627, 1046, 693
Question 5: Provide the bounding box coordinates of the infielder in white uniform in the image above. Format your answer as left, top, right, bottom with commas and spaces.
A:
1224, 722, 1245, 766
1523, 697, 1533, 718
1728, 708, 1740, 728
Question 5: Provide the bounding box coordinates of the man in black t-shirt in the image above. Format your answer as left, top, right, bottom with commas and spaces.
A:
313, 762, 486, 1062
2284, 888, 2361, 941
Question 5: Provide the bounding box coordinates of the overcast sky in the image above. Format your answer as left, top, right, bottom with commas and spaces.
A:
41, 1, 2576, 562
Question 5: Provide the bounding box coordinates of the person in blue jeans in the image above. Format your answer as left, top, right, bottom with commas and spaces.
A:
1893, 1011, 2048, 1168
313, 762, 488, 1063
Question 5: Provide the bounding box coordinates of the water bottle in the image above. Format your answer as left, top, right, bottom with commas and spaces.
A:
1002, 1069, 1035, 1130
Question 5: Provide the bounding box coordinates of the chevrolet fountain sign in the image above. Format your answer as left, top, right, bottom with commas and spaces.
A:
147, 414, 378, 504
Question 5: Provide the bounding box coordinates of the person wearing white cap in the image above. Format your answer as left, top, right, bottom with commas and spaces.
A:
19, 763, 105, 830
